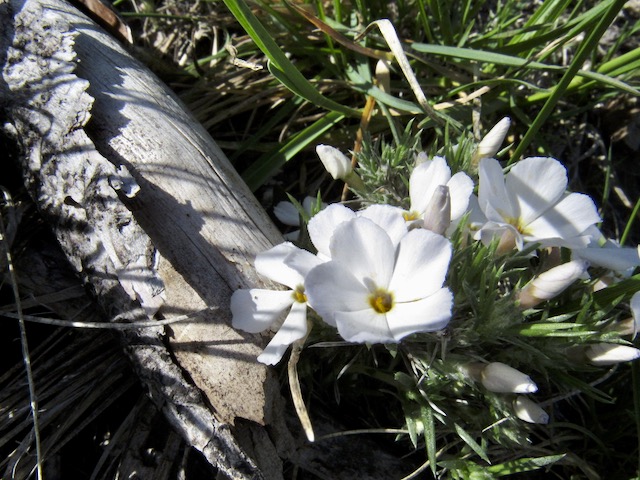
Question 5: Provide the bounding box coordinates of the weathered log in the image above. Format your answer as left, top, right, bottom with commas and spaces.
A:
1, 0, 288, 477
1, 0, 414, 477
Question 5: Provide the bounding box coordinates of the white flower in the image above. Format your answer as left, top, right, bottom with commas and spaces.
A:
632, 291, 640, 337
572, 226, 640, 273
307, 203, 406, 260
480, 362, 538, 393
517, 260, 588, 309
405, 156, 474, 231
304, 216, 453, 343
231, 242, 322, 365
476, 157, 601, 251
316, 145, 352, 180
513, 396, 549, 424
473, 117, 511, 162
585, 343, 640, 366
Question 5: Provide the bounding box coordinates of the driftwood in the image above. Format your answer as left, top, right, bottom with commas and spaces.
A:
0, 0, 412, 477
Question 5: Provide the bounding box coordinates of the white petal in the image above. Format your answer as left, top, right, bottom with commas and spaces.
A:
307, 203, 355, 259
446, 171, 474, 221
631, 291, 640, 337
409, 156, 452, 215
255, 242, 305, 288
231, 289, 294, 333
329, 217, 395, 289
573, 243, 640, 272
478, 158, 515, 221
316, 144, 352, 179
305, 262, 370, 326
525, 192, 601, 244
334, 309, 395, 343
283, 247, 325, 278
389, 229, 452, 301
506, 157, 567, 225
358, 204, 408, 247
273, 201, 300, 226
257, 302, 308, 365
386, 288, 453, 340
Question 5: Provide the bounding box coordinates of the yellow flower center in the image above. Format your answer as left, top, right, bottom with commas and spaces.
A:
292, 285, 307, 303
369, 288, 394, 314
403, 211, 420, 221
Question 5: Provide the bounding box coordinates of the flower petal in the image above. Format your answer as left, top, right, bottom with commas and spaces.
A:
446, 171, 474, 221
330, 217, 396, 289
231, 289, 294, 333
307, 203, 355, 259
316, 144, 352, 179
525, 192, 601, 245
255, 242, 305, 288
409, 156, 452, 215
506, 157, 568, 225
334, 309, 395, 343
273, 201, 300, 226
478, 158, 515, 221
389, 229, 452, 300
283, 247, 325, 278
358, 204, 408, 247
386, 288, 452, 340
257, 301, 308, 365
305, 262, 370, 326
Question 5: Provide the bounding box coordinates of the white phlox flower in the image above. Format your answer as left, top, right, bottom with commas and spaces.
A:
304, 216, 453, 343
231, 242, 322, 365
476, 157, 601, 251
405, 156, 474, 234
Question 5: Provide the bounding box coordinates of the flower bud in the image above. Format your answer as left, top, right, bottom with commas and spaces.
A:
473, 117, 511, 163
513, 396, 549, 424
517, 260, 587, 309
585, 343, 640, 366
316, 145, 352, 180
375, 59, 391, 93
422, 185, 451, 235
481, 362, 538, 393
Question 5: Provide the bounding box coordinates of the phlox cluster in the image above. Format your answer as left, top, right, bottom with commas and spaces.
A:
231, 119, 640, 414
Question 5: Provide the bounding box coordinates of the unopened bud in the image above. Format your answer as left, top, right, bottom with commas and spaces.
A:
316, 145, 352, 180
585, 343, 640, 366
481, 362, 538, 394
517, 260, 587, 309
375, 60, 391, 93
422, 185, 451, 235
513, 396, 549, 424
473, 117, 511, 164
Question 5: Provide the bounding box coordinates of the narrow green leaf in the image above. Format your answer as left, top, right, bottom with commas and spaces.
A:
241, 111, 345, 191
487, 454, 566, 476
422, 406, 437, 476
454, 423, 490, 464
223, 0, 359, 117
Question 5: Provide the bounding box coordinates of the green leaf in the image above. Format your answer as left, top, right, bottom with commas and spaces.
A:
487, 455, 566, 476
454, 423, 490, 464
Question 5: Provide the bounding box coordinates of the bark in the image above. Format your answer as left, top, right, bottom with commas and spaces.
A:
0, 0, 412, 477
